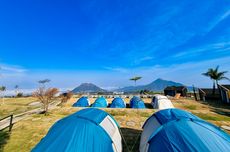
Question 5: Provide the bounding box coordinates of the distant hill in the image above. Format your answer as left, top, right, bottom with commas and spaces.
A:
115, 78, 185, 92
72, 83, 107, 93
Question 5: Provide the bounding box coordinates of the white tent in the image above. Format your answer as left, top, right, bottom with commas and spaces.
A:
151, 94, 174, 110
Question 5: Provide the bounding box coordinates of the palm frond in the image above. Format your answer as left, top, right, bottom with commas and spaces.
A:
218, 76, 230, 81
202, 66, 228, 81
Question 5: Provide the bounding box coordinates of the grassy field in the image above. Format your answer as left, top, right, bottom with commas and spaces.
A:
1, 97, 230, 152
0, 97, 40, 118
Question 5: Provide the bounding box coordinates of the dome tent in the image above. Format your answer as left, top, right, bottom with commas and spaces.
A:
110, 97, 126, 108
32, 108, 122, 152
130, 96, 145, 109
140, 108, 230, 152
72, 96, 90, 107
91, 96, 108, 108
151, 94, 174, 110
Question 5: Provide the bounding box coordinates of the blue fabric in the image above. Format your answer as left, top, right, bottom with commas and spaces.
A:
110, 97, 126, 108
32, 108, 116, 152
72, 96, 89, 107
76, 108, 108, 124
147, 109, 230, 152
91, 97, 108, 108
130, 96, 145, 109
154, 108, 202, 125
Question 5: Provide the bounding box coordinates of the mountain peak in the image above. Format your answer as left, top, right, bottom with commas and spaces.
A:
115, 78, 185, 92
72, 83, 106, 93
154, 78, 164, 82
80, 83, 96, 86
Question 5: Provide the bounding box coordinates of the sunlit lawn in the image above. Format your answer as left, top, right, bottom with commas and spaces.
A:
0, 97, 39, 118
1, 97, 230, 152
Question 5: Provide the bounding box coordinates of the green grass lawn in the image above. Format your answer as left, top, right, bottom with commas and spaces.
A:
0, 107, 155, 152
1, 97, 230, 152
0, 97, 39, 118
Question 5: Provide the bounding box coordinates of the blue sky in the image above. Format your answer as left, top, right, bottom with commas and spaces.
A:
0, 0, 230, 91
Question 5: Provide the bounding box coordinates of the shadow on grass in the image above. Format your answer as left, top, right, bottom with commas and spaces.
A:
126, 103, 153, 109
0, 130, 10, 152
120, 128, 142, 152
201, 100, 230, 110
144, 103, 152, 109
200, 100, 230, 117
210, 108, 230, 117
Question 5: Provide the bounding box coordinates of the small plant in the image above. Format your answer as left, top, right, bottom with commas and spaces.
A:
16, 93, 23, 97
60, 91, 73, 105
0, 86, 6, 105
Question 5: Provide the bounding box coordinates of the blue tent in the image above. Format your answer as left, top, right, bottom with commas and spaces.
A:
32, 108, 122, 152
140, 108, 230, 152
130, 96, 145, 109
110, 97, 126, 108
91, 97, 108, 108
72, 96, 90, 107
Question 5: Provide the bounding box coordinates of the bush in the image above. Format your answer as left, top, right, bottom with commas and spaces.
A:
16, 93, 23, 97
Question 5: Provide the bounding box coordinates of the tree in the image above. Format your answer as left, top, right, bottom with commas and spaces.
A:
130, 76, 142, 86
202, 66, 229, 95
0, 86, 6, 105
17, 92, 23, 97
15, 85, 19, 97
38, 79, 51, 88
33, 87, 59, 114
60, 91, 73, 105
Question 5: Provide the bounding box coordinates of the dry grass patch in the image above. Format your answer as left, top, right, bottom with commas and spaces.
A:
0, 97, 40, 117
1, 97, 230, 152
1, 107, 154, 152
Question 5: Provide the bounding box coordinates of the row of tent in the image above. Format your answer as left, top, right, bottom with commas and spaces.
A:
73, 94, 174, 109
32, 108, 230, 152
73, 96, 145, 109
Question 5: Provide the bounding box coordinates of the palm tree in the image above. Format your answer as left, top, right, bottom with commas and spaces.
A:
0, 86, 6, 105
202, 66, 229, 95
130, 76, 142, 86
15, 85, 19, 97
38, 79, 51, 88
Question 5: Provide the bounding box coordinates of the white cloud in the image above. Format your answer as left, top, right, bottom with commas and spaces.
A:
133, 56, 154, 65
103, 67, 129, 73
172, 41, 230, 58
0, 64, 27, 73
0, 56, 230, 90
131, 56, 230, 87
207, 10, 230, 32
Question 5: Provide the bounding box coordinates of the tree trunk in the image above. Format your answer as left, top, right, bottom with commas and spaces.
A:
45, 100, 49, 115
43, 102, 46, 114
212, 81, 216, 95
1, 92, 5, 105
45, 104, 49, 115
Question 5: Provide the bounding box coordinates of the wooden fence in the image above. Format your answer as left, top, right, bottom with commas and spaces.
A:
0, 114, 13, 131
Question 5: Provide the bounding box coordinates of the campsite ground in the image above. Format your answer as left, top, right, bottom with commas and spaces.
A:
1, 97, 230, 152
0, 97, 40, 118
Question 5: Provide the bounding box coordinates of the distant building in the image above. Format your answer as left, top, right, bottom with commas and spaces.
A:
218, 84, 230, 104
164, 86, 187, 97
113, 91, 124, 95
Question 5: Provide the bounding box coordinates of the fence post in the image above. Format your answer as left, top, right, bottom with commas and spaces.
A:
9, 114, 13, 132
193, 85, 198, 101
